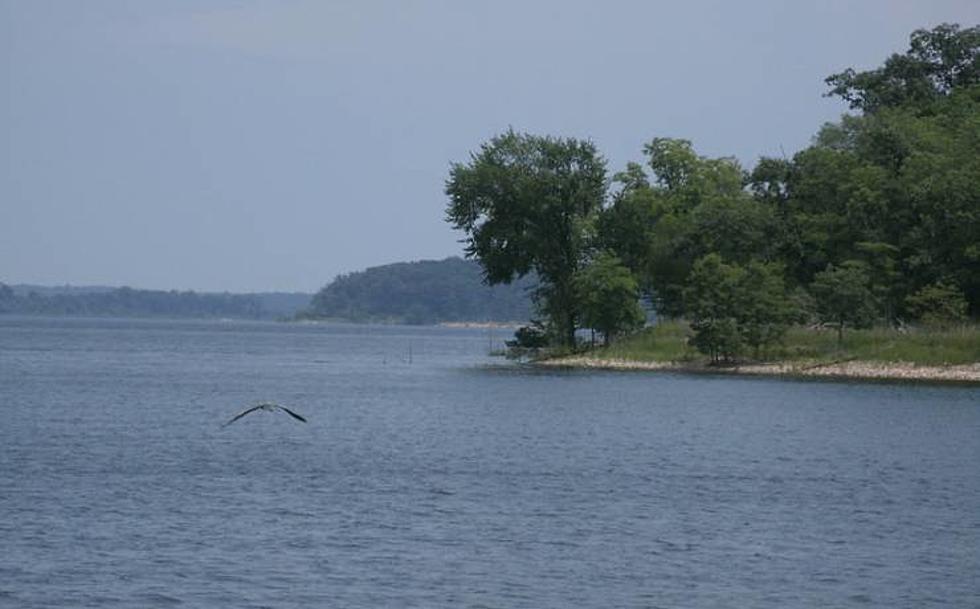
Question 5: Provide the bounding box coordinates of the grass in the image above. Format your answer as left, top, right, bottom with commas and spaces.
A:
592, 321, 980, 367
773, 325, 980, 366
600, 321, 700, 363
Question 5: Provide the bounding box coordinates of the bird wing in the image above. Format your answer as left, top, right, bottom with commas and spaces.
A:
222, 404, 266, 427
277, 405, 308, 423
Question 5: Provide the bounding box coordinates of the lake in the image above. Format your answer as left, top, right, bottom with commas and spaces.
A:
1, 316, 978, 608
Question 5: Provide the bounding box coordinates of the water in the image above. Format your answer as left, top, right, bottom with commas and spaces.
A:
1, 316, 978, 608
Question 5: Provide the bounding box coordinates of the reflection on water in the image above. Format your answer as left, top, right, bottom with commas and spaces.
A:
1, 316, 978, 608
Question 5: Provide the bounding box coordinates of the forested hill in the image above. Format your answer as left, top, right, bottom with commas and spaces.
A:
304, 257, 533, 324
0, 283, 311, 319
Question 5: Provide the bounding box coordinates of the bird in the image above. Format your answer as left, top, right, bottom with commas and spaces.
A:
222, 402, 308, 427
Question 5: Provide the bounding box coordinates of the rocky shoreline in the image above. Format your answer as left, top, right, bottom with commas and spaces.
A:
538, 356, 980, 384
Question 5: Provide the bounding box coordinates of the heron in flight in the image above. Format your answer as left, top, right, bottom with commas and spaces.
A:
222, 402, 308, 427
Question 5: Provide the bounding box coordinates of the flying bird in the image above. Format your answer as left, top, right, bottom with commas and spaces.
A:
222, 402, 308, 427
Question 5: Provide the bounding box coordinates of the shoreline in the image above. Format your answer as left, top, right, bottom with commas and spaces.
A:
439, 321, 523, 329
537, 356, 980, 384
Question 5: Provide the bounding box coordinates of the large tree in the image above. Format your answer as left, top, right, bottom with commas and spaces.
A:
445, 130, 607, 346
768, 74, 980, 318
825, 23, 980, 113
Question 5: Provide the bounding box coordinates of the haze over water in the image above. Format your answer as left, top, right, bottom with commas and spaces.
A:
1, 317, 978, 607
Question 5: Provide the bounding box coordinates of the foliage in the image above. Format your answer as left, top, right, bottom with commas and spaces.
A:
905, 281, 969, 327
810, 261, 877, 344
444, 23, 979, 361
0, 283, 311, 319
755, 26, 980, 320
735, 261, 795, 357
445, 130, 607, 345
574, 252, 645, 346
505, 323, 549, 356
604, 321, 980, 367
598, 138, 766, 318
683, 254, 745, 363
825, 23, 980, 113
771, 85, 980, 318
683, 255, 793, 362
306, 257, 532, 324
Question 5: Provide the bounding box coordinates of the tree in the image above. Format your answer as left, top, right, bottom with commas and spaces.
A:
749, 157, 792, 208
735, 261, 795, 358
854, 241, 901, 322
684, 254, 744, 363
307, 257, 533, 324
782, 83, 980, 316
574, 252, 645, 346
599, 138, 761, 319
905, 281, 968, 327
445, 130, 607, 346
825, 23, 980, 113
684, 255, 794, 362
811, 261, 877, 344
597, 164, 660, 274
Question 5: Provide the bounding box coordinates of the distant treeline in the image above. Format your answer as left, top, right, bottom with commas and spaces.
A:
303, 257, 533, 324
0, 283, 311, 319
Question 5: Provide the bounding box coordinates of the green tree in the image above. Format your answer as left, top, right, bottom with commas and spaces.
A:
600, 138, 763, 319
825, 23, 980, 113
445, 130, 607, 346
748, 157, 792, 208
905, 281, 969, 327
811, 261, 877, 344
683, 255, 794, 362
763, 64, 980, 316
684, 254, 744, 363
854, 241, 901, 322
783, 85, 980, 316
597, 164, 660, 273
574, 252, 645, 346
735, 262, 795, 358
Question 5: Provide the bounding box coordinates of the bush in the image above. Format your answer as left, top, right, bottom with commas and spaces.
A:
905, 281, 968, 327
507, 324, 548, 349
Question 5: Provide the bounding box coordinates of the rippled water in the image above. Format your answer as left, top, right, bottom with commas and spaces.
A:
1, 316, 978, 608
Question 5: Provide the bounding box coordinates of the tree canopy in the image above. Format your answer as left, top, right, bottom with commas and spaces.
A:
0, 283, 308, 319
446, 130, 607, 345
446, 23, 979, 358
306, 257, 533, 324
574, 252, 645, 346
825, 23, 980, 113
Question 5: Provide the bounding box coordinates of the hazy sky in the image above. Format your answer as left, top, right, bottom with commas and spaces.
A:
3, 1, 978, 292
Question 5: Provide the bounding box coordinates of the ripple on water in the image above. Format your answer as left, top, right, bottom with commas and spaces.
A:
1, 318, 978, 608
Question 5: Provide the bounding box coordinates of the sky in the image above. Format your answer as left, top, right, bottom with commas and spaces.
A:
2, 1, 978, 293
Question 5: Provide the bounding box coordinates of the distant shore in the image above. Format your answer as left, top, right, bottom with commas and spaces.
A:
439, 321, 523, 329
538, 355, 980, 384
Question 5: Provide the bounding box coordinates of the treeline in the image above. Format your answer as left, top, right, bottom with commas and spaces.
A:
303, 257, 533, 324
0, 283, 311, 319
446, 24, 979, 360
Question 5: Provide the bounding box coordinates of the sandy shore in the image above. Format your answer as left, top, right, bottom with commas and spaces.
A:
538, 356, 980, 384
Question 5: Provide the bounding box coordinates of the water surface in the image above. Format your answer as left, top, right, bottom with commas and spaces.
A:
1, 317, 978, 608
